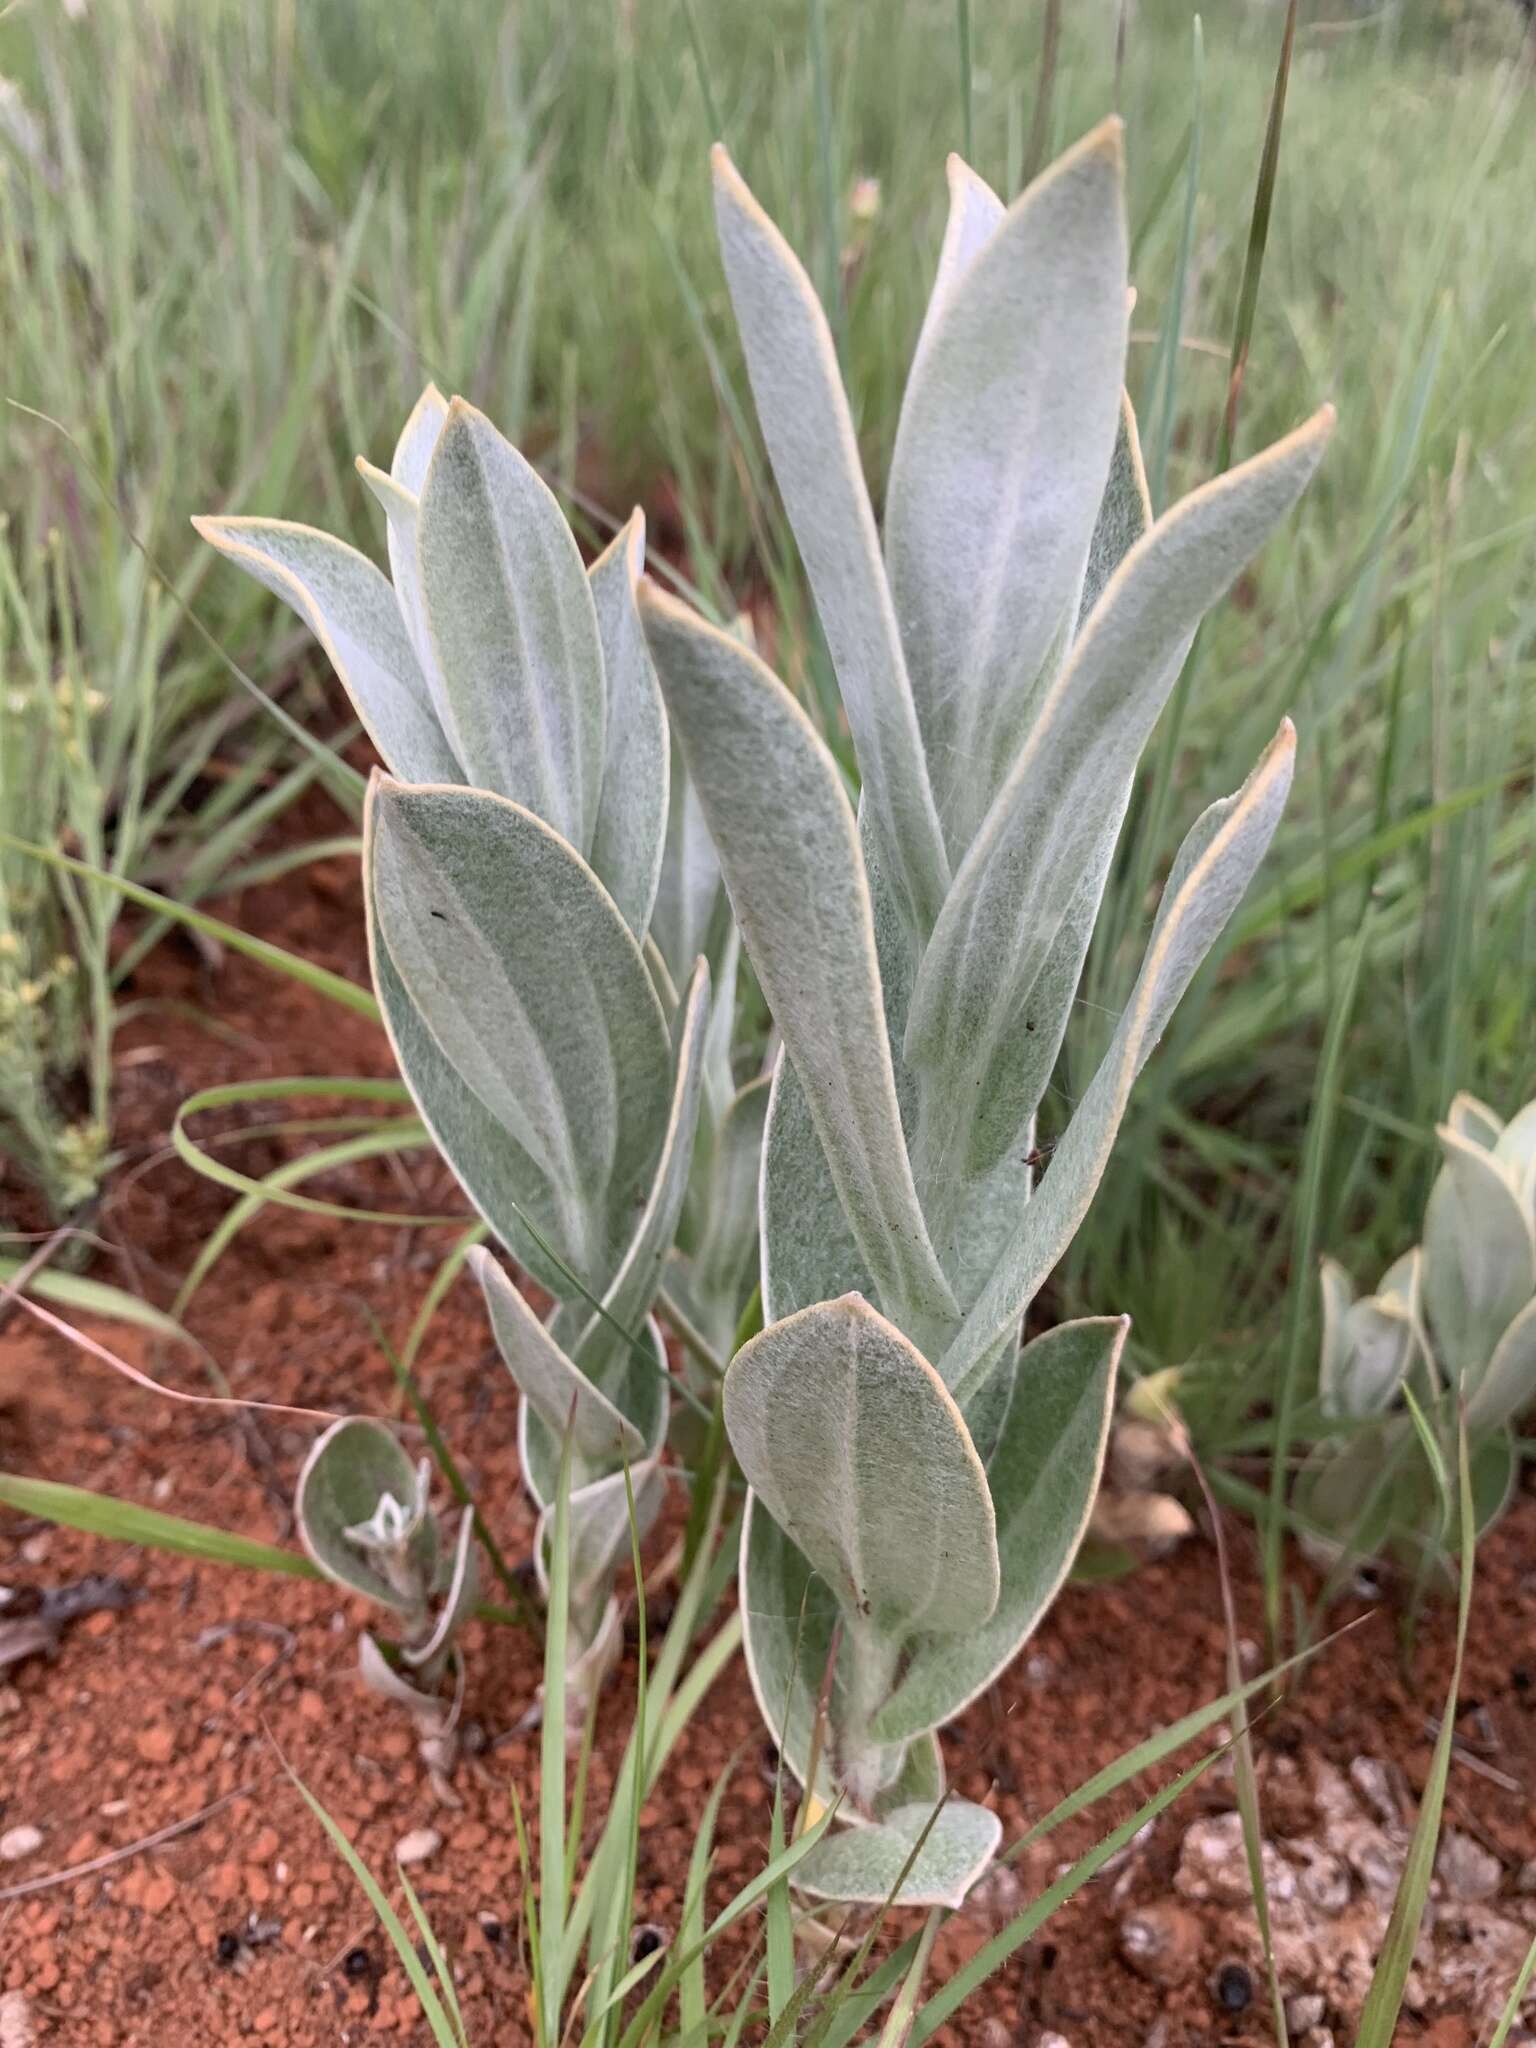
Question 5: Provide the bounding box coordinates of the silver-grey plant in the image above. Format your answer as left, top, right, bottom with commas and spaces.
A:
639, 121, 1332, 1909
296, 1416, 478, 1715
1302, 1088, 1536, 1568
198, 392, 716, 1716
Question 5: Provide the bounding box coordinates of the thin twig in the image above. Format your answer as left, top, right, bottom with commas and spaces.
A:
0, 1784, 256, 1902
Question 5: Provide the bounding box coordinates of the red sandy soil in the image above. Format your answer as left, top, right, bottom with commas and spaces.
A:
1, 804, 1533, 2046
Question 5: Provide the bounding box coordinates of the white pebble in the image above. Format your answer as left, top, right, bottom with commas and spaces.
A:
394, 1825, 443, 1866
0, 1825, 43, 1863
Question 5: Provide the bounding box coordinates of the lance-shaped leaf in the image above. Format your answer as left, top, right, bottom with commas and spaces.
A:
471, 1248, 645, 1463
369, 924, 573, 1294
790, 1800, 1001, 1911
587, 511, 669, 938
873, 1317, 1122, 1743
533, 1458, 665, 1614
905, 409, 1333, 1199
759, 1045, 873, 1324
193, 516, 460, 785
570, 958, 712, 1386
1468, 1297, 1536, 1432
296, 1418, 436, 1613
418, 399, 606, 848
909, 154, 1005, 378
884, 119, 1129, 860
366, 779, 672, 1289
1077, 389, 1153, 630
1446, 1089, 1504, 1153
724, 1296, 998, 1638
392, 381, 449, 493
1493, 1100, 1536, 1207
519, 1315, 670, 1509
1422, 1127, 1535, 1388
354, 384, 456, 744
402, 1511, 480, 1673
641, 586, 958, 1351
711, 147, 949, 940
942, 724, 1297, 1397
687, 1073, 769, 1334
355, 460, 463, 761
651, 743, 722, 994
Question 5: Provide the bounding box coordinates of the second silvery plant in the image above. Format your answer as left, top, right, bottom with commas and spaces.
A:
198, 390, 725, 1714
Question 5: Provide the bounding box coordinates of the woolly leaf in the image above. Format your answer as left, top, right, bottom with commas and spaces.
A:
588, 511, 669, 938
874, 1317, 1121, 1742
942, 724, 1297, 1396
471, 1249, 644, 1463
193, 516, 459, 784
641, 586, 957, 1354
905, 411, 1332, 1206
712, 146, 949, 940
417, 399, 605, 848
790, 1800, 1001, 1910
1422, 1127, 1535, 1390
885, 120, 1129, 860
366, 780, 672, 1293
724, 1295, 998, 1638
296, 1418, 436, 1613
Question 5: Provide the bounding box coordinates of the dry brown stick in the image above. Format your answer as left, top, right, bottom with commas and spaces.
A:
0, 1783, 256, 1902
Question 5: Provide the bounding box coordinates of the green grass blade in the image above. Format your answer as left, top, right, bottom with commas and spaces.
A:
1486, 1935, 1536, 2048
1263, 917, 1370, 1651
911, 1752, 1220, 2043
293, 1773, 461, 2047
398, 1864, 471, 2048
1352, 1417, 1476, 2047
0, 832, 379, 1018
540, 1422, 575, 2038
0, 1259, 189, 1341
875, 1910, 940, 2048
0, 1471, 322, 1579
1216, 0, 1298, 470
678, 1762, 734, 2039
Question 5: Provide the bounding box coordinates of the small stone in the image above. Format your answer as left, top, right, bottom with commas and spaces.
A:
1286, 1993, 1327, 2031
978, 2024, 1010, 2048
1515, 1857, 1536, 1895
1175, 1812, 1294, 1906
0, 1827, 42, 1863
1436, 1828, 1502, 1901
1119, 1900, 1203, 1986
19, 1535, 49, 1566
251, 2008, 278, 2034
1295, 1846, 1353, 1915
0, 1687, 20, 1719
134, 1725, 177, 1767
0, 1990, 37, 2048
141, 1871, 176, 1914
1038, 2035, 1073, 2048
1299, 2033, 1335, 2048
1347, 1756, 1401, 1826
393, 1827, 442, 1867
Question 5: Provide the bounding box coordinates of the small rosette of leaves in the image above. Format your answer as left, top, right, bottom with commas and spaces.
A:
1302, 1090, 1536, 1570
296, 1418, 478, 1710
641, 123, 1330, 1906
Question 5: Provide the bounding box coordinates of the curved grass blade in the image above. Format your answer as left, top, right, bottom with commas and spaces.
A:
0, 832, 379, 1018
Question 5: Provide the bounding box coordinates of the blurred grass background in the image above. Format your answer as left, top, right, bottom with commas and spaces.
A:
0, 0, 1532, 1442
